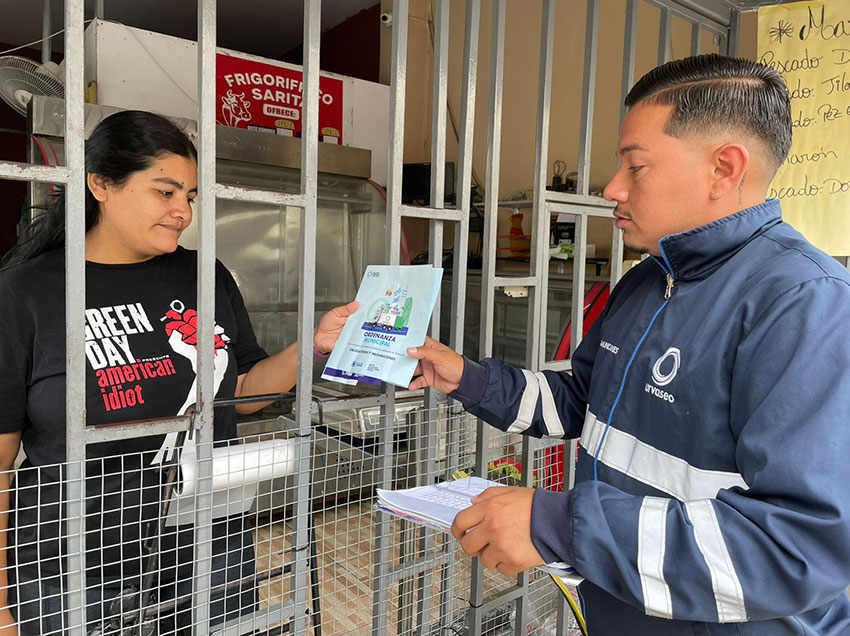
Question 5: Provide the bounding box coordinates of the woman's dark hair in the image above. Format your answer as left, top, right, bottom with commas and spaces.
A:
625, 54, 792, 172
3, 110, 197, 266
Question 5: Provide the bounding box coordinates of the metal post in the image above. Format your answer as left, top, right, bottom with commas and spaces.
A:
442, 1, 479, 624
426, 0, 450, 409
373, 2, 409, 633
576, 0, 599, 197
41, 0, 52, 64
529, 0, 555, 371
690, 21, 703, 56
290, 1, 322, 633
727, 8, 741, 57
412, 2, 451, 631
468, 4, 506, 632
569, 214, 588, 356
63, 0, 87, 632
449, 0, 481, 359
658, 7, 672, 65
521, 0, 556, 630
479, 0, 505, 364
620, 0, 638, 125
192, 1, 217, 633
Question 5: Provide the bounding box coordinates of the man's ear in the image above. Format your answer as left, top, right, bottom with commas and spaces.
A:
710, 143, 749, 201
86, 173, 110, 202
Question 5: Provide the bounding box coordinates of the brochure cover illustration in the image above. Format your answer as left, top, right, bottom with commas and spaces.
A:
323, 265, 443, 388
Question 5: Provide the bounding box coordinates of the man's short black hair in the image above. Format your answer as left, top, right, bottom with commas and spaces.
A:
625, 53, 792, 171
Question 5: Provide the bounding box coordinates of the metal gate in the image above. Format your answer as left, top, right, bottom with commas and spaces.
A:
0, 0, 751, 634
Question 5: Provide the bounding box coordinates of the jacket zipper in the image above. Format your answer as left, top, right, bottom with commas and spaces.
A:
593, 248, 675, 480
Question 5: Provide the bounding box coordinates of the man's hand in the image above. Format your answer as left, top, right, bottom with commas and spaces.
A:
406, 337, 465, 394
313, 301, 359, 354
451, 486, 544, 576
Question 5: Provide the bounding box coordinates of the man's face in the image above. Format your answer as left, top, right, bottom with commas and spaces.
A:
603, 102, 712, 256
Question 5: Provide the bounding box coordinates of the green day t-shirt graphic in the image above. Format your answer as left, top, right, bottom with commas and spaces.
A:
84, 299, 232, 460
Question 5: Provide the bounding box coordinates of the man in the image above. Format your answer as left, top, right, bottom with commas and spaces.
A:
407, 54, 850, 635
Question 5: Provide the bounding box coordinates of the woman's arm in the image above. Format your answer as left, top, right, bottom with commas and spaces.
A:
234, 301, 358, 414
0, 431, 21, 634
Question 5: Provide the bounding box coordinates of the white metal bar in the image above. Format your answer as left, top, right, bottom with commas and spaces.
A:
641, 0, 729, 35
479, 0, 506, 364
374, 3, 409, 633
570, 214, 588, 355
610, 218, 625, 287
192, 1, 217, 633
429, 0, 449, 213
493, 276, 538, 288
659, 7, 672, 65
727, 8, 741, 56
214, 183, 306, 208
545, 190, 617, 208
425, 0, 449, 378
385, 0, 408, 267
417, 3, 451, 626
85, 416, 192, 443
399, 204, 463, 221
41, 0, 51, 64
530, 0, 557, 371
449, 0, 481, 357
0, 161, 70, 183
292, 1, 321, 634
470, 4, 506, 633
520, 1, 556, 632
62, 0, 87, 632
548, 198, 615, 216
621, 0, 638, 124
576, 0, 600, 196
690, 21, 703, 56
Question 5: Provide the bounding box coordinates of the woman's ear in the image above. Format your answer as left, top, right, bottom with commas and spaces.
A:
86, 173, 110, 202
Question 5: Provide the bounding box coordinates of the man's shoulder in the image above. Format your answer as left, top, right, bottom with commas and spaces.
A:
735, 222, 850, 316
747, 222, 850, 288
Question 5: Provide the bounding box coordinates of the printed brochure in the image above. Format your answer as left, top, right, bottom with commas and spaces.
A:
322, 265, 443, 388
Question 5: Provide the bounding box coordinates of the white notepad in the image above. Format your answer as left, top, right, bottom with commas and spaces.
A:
376, 477, 583, 585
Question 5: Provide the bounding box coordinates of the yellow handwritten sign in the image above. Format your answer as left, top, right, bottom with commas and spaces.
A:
758, 1, 850, 255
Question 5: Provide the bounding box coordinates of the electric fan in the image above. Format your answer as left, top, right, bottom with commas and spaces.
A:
0, 55, 64, 116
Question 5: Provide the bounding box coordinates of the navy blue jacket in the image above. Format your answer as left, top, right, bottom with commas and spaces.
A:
452, 200, 850, 635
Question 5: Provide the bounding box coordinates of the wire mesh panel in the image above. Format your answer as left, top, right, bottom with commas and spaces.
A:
1, 408, 582, 635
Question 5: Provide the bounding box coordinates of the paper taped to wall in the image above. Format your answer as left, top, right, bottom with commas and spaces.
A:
758, 0, 850, 255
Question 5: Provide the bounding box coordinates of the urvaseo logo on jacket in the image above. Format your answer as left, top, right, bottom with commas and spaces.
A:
645, 346, 680, 403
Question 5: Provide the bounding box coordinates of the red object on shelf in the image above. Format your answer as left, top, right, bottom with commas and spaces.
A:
556, 281, 609, 360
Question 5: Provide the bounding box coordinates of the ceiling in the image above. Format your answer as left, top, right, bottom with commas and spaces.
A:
0, 0, 379, 61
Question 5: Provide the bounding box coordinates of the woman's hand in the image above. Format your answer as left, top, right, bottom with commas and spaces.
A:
0, 608, 16, 634
313, 301, 359, 354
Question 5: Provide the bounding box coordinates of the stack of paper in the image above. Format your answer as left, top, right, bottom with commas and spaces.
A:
376, 477, 583, 585
323, 265, 443, 387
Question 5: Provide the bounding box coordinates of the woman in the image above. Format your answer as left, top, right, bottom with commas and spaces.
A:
0, 110, 356, 634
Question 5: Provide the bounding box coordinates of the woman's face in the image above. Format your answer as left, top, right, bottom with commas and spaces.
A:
87, 152, 198, 263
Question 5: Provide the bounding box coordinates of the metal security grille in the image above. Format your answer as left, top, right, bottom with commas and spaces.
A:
0, 0, 754, 634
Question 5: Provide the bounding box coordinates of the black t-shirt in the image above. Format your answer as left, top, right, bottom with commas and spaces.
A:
0, 246, 268, 582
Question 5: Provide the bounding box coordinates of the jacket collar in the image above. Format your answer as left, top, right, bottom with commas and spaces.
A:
653, 198, 783, 282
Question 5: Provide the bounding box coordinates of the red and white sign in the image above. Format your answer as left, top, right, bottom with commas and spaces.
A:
216, 54, 344, 144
